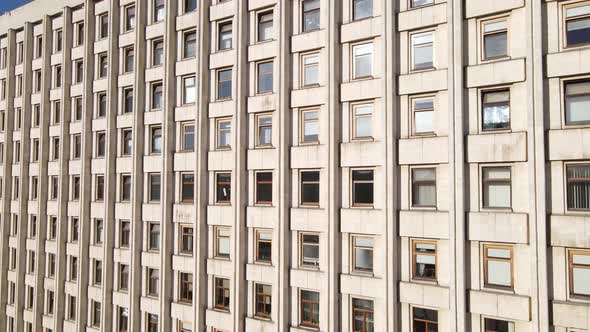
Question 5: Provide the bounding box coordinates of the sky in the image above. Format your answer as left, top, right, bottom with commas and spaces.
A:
0, 0, 33, 14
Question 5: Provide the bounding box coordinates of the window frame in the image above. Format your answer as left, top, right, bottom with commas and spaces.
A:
123, 46, 135, 74
351, 102, 374, 141
563, 79, 590, 127
481, 166, 512, 210
182, 75, 196, 105
218, 20, 233, 51
410, 30, 435, 71
256, 61, 274, 94
179, 272, 193, 303
257, 10, 274, 42
180, 225, 194, 255
409, 0, 434, 9
301, 52, 320, 87
180, 121, 195, 152
215, 172, 231, 204
216, 117, 232, 149
483, 243, 514, 290
351, 168, 374, 207
568, 249, 590, 299
412, 306, 438, 332
351, 235, 374, 273
182, 30, 197, 59
214, 226, 231, 259
300, 170, 320, 206
300, 232, 320, 268
255, 112, 273, 147
180, 172, 195, 203
98, 13, 109, 40
151, 38, 164, 67
300, 289, 320, 328
480, 16, 510, 62
214, 277, 230, 311
563, 1, 590, 49
565, 163, 590, 212
149, 125, 162, 155
255, 229, 272, 263
216, 68, 232, 100
412, 239, 437, 282
411, 167, 437, 208
483, 317, 515, 332
254, 283, 272, 318
481, 88, 511, 132
255, 171, 273, 205
302, 0, 321, 33
300, 108, 320, 144
351, 298, 374, 332
351, 41, 374, 80
352, 0, 373, 21
148, 173, 161, 202
124, 4, 136, 32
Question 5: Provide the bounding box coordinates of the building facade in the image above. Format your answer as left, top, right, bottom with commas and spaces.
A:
0, 0, 588, 331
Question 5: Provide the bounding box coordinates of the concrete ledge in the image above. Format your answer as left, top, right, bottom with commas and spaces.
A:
245, 317, 275, 332
469, 290, 531, 321
398, 69, 448, 95
341, 16, 383, 44
340, 208, 384, 235
171, 302, 193, 322
290, 207, 328, 232
172, 255, 194, 272
466, 58, 525, 88
552, 301, 590, 330
341, 78, 383, 102
208, 150, 235, 171
206, 258, 233, 278
291, 30, 326, 54
398, 136, 449, 165
247, 93, 278, 113
547, 48, 590, 78
290, 86, 327, 108
550, 214, 590, 248
207, 205, 234, 226
466, 132, 527, 163
398, 3, 447, 31
174, 152, 196, 172
340, 141, 384, 167
246, 206, 277, 229
208, 100, 235, 118
399, 281, 450, 309
468, 212, 529, 244
246, 263, 275, 284
141, 252, 160, 267
209, 49, 236, 69
248, 0, 277, 11
176, 11, 199, 31
341, 274, 384, 299
548, 128, 590, 161
173, 204, 194, 224
209, 0, 236, 21
290, 268, 324, 289
247, 148, 278, 170
248, 40, 279, 62
206, 309, 232, 331
290, 144, 327, 169
465, 0, 524, 19
399, 210, 449, 239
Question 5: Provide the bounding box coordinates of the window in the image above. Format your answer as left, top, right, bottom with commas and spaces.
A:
181, 173, 194, 202
218, 21, 233, 50
214, 277, 230, 310
70, 256, 78, 281
412, 240, 436, 281
51, 177, 59, 200
28, 215, 37, 237
352, 43, 373, 79
217, 69, 232, 100
119, 307, 129, 332
411, 31, 434, 70
119, 265, 129, 288
99, 13, 109, 39
410, 97, 434, 135
120, 221, 131, 248
411, 168, 436, 208
567, 164, 590, 211
152, 82, 163, 110
182, 76, 196, 104
569, 250, 590, 297
154, 0, 165, 22
74, 97, 83, 121
96, 131, 106, 157
96, 174, 104, 201
216, 118, 231, 148
565, 3, 590, 47
351, 103, 373, 140
17, 42, 23, 64
256, 113, 273, 146
255, 284, 272, 318
413, 307, 438, 332
53, 101, 61, 124
255, 172, 273, 204
33, 70, 41, 92
482, 18, 508, 60
30, 176, 38, 199
52, 137, 60, 160
352, 236, 373, 273
149, 222, 160, 251
410, 0, 433, 8
564, 80, 590, 125
55, 29, 63, 53
484, 318, 515, 332
54, 66, 62, 88
483, 244, 513, 289
300, 171, 320, 206
301, 109, 319, 143
124, 5, 136, 31
98, 53, 108, 78
214, 226, 231, 258
122, 128, 133, 156
352, 298, 374, 332
180, 226, 194, 254
68, 295, 76, 320
94, 219, 104, 245
35, 36, 43, 59
482, 167, 511, 209
300, 233, 320, 267
302, 53, 320, 87
94, 260, 102, 285
302, 0, 320, 32
149, 173, 161, 202
147, 268, 159, 296
75, 22, 85, 46
300, 290, 319, 327
47, 254, 56, 277
46, 291, 54, 315
124, 47, 134, 73
150, 126, 162, 154
72, 175, 80, 200
179, 273, 193, 303
482, 89, 510, 131
181, 122, 195, 152
121, 174, 132, 201
258, 11, 273, 42
123, 87, 133, 114
74, 60, 84, 83
49, 218, 57, 240
184, 0, 197, 13
72, 134, 82, 159
353, 0, 372, 21
152, 39, 164, 66
98, 92, 107, 117
255, 230, 272, 262
71, 218, 79, 242
216, 173, 231, 203
257, 62, 273, 94
351, 169, 374, 206
183, 30, 197, 59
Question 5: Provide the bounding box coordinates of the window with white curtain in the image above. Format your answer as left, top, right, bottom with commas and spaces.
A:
352, 42, 373, 79
411, 31, 434, 70
482, 167, 511, 209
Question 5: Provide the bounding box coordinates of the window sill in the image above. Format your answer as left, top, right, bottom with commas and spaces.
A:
482, 286, 515, 295
214, 48, 234, 54
410, 277, 438, 286
409, 66, 437, 74
480, 207, 513, 213
410, 206, 437, 211
349, 75, 375, 82
562, 123, 590, 130
479, 56, 511, 65
251, 38, 276, 46
480, 128, 512, 135
405, 3, 436, 12
410, 132, 437, 139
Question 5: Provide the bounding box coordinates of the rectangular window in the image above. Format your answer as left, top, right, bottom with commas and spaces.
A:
99, 13, 109, 39
300, 171, 320, 206
119, 307, 129, 332
302, 53, 320, 87
35, 36, 43, 59
121, 174, 132, 201
181, 173, 195, 203
353, 0, 372, 21
54, 66, 62, 88
33, 70, 41, 92
154, 0, 165, 22
218, 21, 233, 50
150, 125, 162, 154
216, 173, 231, 203
412, 240, 436, 281
352, 169, 374, 206
255, 230, 272, 263
180, 226, 193, 255
410, 0, 433, 7
484, 318, 515, 332
300, 290, 320, 327
98, 53, 108, 78
258, 11, 273, 42
482, 89, 510, 131
352, 103, 373, 140
214, 226, 230, 258
94, 219, 104, 245
74, 97, 83, 121
152, 82, 163, 110
68, 295, 76, 320
566, 164, 590, 211
94, 260, 102, 285
482, 18, 508, 60
214, 277, 230, 310
352, 43, 373, 79
72, 134, 81, 159
179, 273, 193, 303
122, 128, 133, 156
569, 250, 590, 297
124, 47, 134, 73
49, 217, 57, 240
98, 92, 107, 117
74, 60, 84, 83
300, 233, 320, 267
256, 113, 273, 146
483, 244, 513, 289
183, 30, 197, 59
413, 307, 438, 332
216, 118, 231, 148
125, 5, 136, 31
152, 39, 164, 66
72, 175, 80, 200
302, 0, 320, 32
301, 109, 319, 143
183, 76, 196, 104
147, 314, 159, 332
70, 256, 78, 281
71, 218, 79, 242
482, 167, 511, 209
565, 3, 590, 47
75, 22, 85, 46
411, 31, 434, 71
123, 87, 134, 114
411, 168, 436, 207
148, 268, 159, 296
149, 173, 161, 202
120, 220, 131, 248
255, 284, 272, 318
96, 174, 104, 201
255, 172, 273, 204
257, 61, 273, 94
352, 236, 373, 273
564, 80, 590, 125
181, 122, 195, 152
352, 298, 374, 332
96, 131, 106, 157
184, 0, 197, 13
217, 69, 232, 100
55, 29, 63, 53
47, 254, 56, 277
149, 222, 160, 251
46, 290, 54, 315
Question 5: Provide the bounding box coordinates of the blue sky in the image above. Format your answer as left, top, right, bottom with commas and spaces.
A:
0, 0, 33, 14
